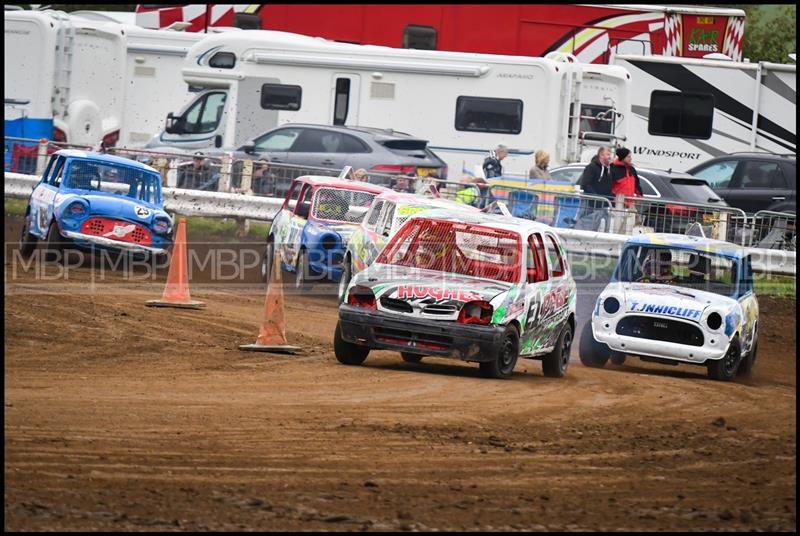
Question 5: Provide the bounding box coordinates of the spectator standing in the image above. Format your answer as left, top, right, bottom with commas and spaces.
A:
251, 156, 277, 195
353, 168, 369, 182
528, 149, 551, 180
578, 146, 613, 196
482, 144, 508, 179
177, 151, 215, 190
391, 174, 415, 193
609, 147, 642, 198
455, 176, 477, 205
473, 177, 497, 209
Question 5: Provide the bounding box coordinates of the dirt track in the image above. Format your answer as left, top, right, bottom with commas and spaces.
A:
4, 222, 797, 531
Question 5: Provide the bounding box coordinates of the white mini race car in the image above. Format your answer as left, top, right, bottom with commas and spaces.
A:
580, 234, 759, 381
334, 209, 577, 379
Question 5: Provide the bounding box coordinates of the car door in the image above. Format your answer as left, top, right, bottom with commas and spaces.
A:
520, 231, 552, 356
29, 154, 66, 238
283, 184, 314, 269
737, 255, 758, 354
286, 128, 347, 169
250, 127, 302, 165
540, 233, 572, 349
725, 160, 791, 214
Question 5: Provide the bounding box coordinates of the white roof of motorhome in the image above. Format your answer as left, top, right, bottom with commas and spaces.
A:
183, 30, 630, 75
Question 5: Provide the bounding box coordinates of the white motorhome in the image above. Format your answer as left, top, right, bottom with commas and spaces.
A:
147, 30, 631, 177
4, 9, 203, 149
612, 54, 796, 172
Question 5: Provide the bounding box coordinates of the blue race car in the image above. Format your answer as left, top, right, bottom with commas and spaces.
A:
19, 150, 173, 262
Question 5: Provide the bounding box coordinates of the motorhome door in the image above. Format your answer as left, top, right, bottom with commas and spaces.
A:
331, 74, 360, 126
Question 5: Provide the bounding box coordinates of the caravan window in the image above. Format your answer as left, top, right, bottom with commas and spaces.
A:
209, 52, 236, 69
333, 78, 350, 125
648, 91, 714, 139
455, 96, 523, 134
180, 91, 227, 134
403, 25, 437, 50
261, 84, 302, 111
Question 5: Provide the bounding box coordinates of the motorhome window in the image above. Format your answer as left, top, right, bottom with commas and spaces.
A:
455, 96, 523, 134
290, 130, 342, 153
180, 91, 227, 134
341, 134, 370, 153
254, 128, 302, 152
233, 13, 261, 30
648, 91, 713, 139
209, 52, 236, 69
333, 78, 351, 126
261, 84, 302, 111
403, 25, 437, 50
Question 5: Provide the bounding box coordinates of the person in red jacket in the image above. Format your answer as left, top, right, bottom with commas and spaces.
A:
610, 147, 642, 199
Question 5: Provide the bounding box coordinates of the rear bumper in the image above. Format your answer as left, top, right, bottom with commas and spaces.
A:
62, 230, 169, 256
338, 304, 505, 362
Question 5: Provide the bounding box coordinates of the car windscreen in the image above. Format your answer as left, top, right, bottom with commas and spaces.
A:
614, 245, 738, 297
376, 217, 521, 283
668, 177, 723, 204
312, 187, 377, 223
66, 161, 162, 203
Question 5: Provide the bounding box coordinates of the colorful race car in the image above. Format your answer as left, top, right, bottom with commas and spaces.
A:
334, 209, 577, 379
339, 191, 479, 300
19, 150, 173, 261
263, 176, 386, 288
580, 234, 759, 381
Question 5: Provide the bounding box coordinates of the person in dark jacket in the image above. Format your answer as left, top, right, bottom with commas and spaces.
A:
482, 144, 508, 179
578, 146, 612, 196
609, 147, 642, 198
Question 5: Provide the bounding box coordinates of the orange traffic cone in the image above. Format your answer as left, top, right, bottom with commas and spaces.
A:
239, 248, 301, 354
146, 218, 205, 309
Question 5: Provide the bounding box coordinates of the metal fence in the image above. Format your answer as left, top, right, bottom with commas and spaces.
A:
6, 137, 796, 251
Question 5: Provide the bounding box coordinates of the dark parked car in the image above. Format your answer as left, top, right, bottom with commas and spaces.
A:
237, 123, 447, 181
687, 153, 796, 214
549, 164, 727, 233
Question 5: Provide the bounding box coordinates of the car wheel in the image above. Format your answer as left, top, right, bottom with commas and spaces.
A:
610, 352, 626, 365
578, 321, 610, 368
338, 256, 352, 304
736, 338, 757, 377
19, 215, 38, 259
333, 321, 369, 365
542, 322, 573, 378
400, 352, 423, 363
707, 336, 741, 381
261, 239, 275, 283
479, 325, 519, 379
294, 248, 313, 292
43, 220, 66, 264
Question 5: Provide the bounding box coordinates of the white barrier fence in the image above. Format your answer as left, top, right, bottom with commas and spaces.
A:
5, 172, 795, 276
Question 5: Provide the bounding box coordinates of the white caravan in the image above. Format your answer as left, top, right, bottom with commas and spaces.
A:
146, 30, 631, 177
4, 9, 203, 149
613, 54, 796, 172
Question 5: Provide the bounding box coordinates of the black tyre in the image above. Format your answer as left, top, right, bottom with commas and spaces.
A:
479, 325, 519, 379
19, 215, 38, 259
707, 336, 741, 381
610, 352, 626, 365
294, 248, 313, 292
333, 321, 369, 365
542, 322, 573, 378
737, 337, 758, 377
260, 239, 275, 283
400, 352, 423, 363
43, 221, 66, 264
338, 256, 352, 304
578, 321, 610, 368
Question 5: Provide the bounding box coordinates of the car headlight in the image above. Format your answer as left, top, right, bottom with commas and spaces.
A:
603, 296, 620, 315
63, 200, 88, 218
153, 217, 172, 235
706, 312, 722, 330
